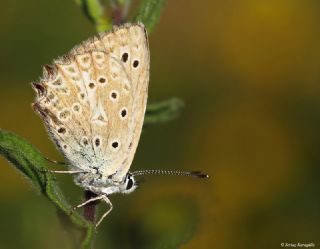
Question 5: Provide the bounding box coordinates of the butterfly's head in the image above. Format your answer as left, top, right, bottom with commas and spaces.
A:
119, 173, 138, 194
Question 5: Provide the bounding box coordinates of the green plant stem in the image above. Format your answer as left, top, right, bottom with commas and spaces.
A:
109, 0, 124, 25
119, 0, 132, 20
75, 0, 112, 31
134, 0, 167, 33
83, 191, 98, 222
144, 98, 184, 125
0, 129, 95, 249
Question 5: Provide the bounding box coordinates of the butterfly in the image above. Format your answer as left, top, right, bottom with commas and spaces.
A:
32, 23, 208, 227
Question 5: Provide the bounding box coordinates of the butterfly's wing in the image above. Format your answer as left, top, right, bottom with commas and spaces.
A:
33, 23, 149, 182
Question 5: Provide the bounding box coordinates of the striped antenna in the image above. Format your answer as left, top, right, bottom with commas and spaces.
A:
131, 169, 209, 179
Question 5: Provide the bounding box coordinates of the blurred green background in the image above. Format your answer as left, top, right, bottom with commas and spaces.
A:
1, 0, 320, 248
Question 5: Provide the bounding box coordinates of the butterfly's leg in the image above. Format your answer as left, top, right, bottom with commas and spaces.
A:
42, 156, 74, 173
95, 195, 113, 228
47, 170, 86, 174
73, 194, 106, 211
38, 168, 86, 174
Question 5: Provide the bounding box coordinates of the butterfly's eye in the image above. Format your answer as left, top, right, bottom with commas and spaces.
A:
126, 178, 134, 190
124, 174, 136, 191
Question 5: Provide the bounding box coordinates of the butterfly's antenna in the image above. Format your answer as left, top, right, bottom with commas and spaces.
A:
131, 169, 209, 179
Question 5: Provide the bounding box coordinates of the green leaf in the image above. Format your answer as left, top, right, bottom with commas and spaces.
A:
0, 129, 94, 249
76, 0, 112, 32
144, 98, 184, 125
134, 0, 167, 33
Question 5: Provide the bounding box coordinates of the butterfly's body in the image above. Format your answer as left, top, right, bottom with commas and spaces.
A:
32, 23, 207, 227
33, 24, 148, 200
75, 171, 136, 195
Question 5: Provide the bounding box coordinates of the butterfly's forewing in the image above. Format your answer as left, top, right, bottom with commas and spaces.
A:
33, 24, 149, 182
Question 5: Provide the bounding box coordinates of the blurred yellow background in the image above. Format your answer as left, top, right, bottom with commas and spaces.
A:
1, 0, 320, 248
